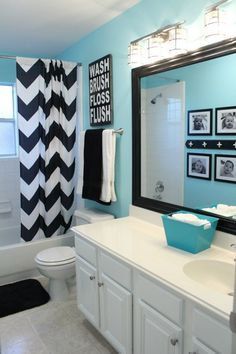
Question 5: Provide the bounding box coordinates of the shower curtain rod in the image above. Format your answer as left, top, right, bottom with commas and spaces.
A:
0, 54, 82, 66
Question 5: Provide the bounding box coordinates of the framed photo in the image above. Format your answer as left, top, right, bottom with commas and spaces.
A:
187, 109, 212, 135
187, 153, 212, 180
215, 106, 236, 135
214, 154, 236, 184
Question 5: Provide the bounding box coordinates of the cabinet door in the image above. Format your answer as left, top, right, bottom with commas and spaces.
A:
100, 273, 132, 354
76, 256, 99, 328
134, 299, 183, 354
192, 338, 217, 354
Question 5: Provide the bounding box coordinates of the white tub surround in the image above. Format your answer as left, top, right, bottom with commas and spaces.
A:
72, 208, 234, 354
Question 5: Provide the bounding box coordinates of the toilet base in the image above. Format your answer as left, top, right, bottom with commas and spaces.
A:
48, 279, 70, 301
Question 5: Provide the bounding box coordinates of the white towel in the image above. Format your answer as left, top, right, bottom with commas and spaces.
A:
202, 204, 236, 217
76, 131, 85, 195
171, 213, 211, 229
100, 129, 117, 203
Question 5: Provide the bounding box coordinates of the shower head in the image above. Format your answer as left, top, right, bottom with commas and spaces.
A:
150, 93, 162, 104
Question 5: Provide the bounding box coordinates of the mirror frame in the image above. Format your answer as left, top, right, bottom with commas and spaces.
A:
132, 37, 236, 235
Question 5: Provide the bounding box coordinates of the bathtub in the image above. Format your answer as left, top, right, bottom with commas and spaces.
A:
0, 230, 75, 285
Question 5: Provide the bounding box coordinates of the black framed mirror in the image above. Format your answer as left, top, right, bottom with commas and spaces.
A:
132, 38, 236, 235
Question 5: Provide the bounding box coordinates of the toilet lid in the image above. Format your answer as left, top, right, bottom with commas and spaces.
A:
36, 246, 75, 264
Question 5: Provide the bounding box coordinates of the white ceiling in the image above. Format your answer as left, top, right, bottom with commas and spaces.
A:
0, 0, 139, 57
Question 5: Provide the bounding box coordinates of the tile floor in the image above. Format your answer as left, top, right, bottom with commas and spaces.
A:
0, 278, 117, 354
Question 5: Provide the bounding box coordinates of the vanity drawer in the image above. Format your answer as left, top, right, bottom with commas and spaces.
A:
134, 271, 183, 325
75, 236, 97, 266
193, 309, 232, 354
99, 251, 132, 291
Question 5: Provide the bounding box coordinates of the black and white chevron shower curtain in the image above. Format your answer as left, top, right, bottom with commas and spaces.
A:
16, 58, 77, 241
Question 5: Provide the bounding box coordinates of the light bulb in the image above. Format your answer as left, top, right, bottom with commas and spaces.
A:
204, 8, 227, 44
128, 42, 142, 67
167, 26, 187, 57
148, 33, 168, 62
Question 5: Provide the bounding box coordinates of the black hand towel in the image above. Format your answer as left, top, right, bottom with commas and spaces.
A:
82, 129, 103, 202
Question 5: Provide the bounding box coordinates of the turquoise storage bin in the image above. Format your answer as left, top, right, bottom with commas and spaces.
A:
161, 211, 219, 254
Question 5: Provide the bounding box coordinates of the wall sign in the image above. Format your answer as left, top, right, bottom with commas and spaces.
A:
89, 54, 113, 126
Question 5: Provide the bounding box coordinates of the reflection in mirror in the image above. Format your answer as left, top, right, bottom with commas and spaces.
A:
140, 53, 236, 215
132, 39, 236, 234
141, 78, 185, 205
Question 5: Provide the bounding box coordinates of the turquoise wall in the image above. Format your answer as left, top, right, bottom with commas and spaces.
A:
58, 0, 236, 217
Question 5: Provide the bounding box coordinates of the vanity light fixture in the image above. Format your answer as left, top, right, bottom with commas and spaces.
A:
129, 22, 186, 67
128, 0, 236, 67
204, 0, 231, 44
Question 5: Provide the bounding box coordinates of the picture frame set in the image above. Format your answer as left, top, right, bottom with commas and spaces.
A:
187, 153, 211, 180
188, 109, 212, 136
214, 154, 236, 184
187, 106, 236, 136
187, 106, 236, 183
215, 106, 236, 135
187, 153, 236, 184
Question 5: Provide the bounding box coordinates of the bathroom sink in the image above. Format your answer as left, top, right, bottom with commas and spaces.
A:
183, 260, 234, 295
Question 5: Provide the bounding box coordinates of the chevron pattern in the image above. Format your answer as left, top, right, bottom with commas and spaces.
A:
17, 58, 77, 242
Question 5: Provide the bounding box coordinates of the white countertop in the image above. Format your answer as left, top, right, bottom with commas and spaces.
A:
72, 216, 235, 318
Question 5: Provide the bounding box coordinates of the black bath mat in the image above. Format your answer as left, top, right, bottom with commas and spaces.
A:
0, 279, 50, 317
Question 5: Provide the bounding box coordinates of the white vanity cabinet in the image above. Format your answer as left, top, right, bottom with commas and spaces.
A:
189, 309, 232, 354
75, 235, 132, 354
134, 299, 183, 354
191, 338, 217, 354
133, 271, 183, 354
76, 256, 100, 327
73, 218, 233, 354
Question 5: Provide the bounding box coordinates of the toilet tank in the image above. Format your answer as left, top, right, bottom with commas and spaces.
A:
73, 208, 114, 225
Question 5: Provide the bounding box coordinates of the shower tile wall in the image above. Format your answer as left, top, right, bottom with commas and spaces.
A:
0, 157, 20, 243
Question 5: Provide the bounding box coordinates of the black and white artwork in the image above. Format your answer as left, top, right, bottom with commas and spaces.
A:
215, 155, 236, 184
187, 153, 211, 180
215, 106, 236, 135
89, 54, 113, 126
188, 109, 212, 135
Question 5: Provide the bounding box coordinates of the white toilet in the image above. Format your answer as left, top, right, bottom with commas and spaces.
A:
35, 208, 114, 301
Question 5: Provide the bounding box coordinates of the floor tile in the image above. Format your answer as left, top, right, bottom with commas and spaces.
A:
0, 284, 117, 354
0, 317, 36, 343
2, 334, 47, 354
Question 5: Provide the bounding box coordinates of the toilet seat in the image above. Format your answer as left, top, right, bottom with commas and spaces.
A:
35, 246, 75, 266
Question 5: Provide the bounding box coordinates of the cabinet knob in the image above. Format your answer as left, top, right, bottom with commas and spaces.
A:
89, 275, 95, 280
170, 338, 178, 346
98, 282, 104, 287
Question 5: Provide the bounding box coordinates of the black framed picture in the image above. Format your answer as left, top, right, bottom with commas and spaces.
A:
215, 106, 236, 135
214, 154, 236, 184
187, 109, 212, 135
187, 153, 212, 180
